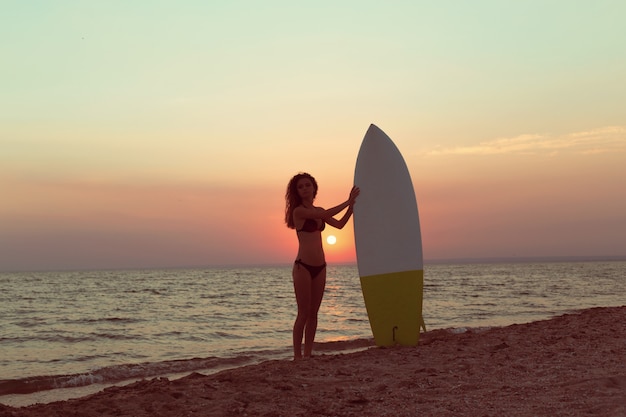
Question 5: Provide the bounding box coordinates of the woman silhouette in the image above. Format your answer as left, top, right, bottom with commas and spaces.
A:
284, 172, 359, 359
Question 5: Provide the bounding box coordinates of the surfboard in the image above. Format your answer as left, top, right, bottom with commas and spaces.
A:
353, 124, 424, 346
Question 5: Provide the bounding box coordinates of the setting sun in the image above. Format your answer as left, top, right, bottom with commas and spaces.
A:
326, 235, 337, 245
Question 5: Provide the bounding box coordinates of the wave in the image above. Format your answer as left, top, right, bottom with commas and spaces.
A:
0, 338, 374, 396
0, 356, 256, 396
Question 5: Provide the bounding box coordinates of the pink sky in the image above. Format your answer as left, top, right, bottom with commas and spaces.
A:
2, 127, 624, 271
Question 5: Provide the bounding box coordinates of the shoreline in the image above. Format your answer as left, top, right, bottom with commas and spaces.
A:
1, 306, 624, 416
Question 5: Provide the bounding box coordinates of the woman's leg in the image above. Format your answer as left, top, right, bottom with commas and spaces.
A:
292, 263, 311, 360
303, 267, 326, 357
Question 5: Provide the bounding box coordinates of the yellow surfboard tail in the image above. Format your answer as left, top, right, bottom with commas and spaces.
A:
360, 269, 424, 346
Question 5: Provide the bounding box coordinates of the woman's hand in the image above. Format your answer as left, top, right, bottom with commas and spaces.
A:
349, 186, 360, 205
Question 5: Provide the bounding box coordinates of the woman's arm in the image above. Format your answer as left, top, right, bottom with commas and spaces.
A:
326, 186, 359, 219
296, 186, 360, 220
325, 205, 353, 229
322, 186, 360, 228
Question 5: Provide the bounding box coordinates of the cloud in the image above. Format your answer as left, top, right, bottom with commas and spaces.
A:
423, 126, 626, 156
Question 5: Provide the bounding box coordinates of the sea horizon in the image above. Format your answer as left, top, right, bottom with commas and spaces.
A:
2, 254, 625, 274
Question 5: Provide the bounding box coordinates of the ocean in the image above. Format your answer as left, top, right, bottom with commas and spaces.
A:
1, 261, 624, 407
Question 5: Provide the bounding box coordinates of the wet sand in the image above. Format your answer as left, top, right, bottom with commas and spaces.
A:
1, 306, 624, 417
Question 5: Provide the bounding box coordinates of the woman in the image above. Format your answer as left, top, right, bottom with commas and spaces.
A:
284, 172, 360, 360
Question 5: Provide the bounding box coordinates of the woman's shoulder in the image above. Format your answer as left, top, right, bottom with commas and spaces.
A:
293, 205, 324, 217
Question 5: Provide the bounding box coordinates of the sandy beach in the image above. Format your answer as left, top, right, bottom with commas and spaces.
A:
1, 306, 624, 417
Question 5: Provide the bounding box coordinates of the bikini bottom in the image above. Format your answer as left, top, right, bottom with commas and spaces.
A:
295, 259, 327, 279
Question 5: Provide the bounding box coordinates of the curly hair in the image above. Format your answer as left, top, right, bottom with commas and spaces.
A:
285, 172, 318, 229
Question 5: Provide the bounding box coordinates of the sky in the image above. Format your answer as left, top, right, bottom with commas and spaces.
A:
1, 1, 625, 271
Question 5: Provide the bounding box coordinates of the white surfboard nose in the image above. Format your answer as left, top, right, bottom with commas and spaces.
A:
354, 125, 422, 276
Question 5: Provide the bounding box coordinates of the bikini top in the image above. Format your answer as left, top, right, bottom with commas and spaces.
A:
297, 218, 325, 233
